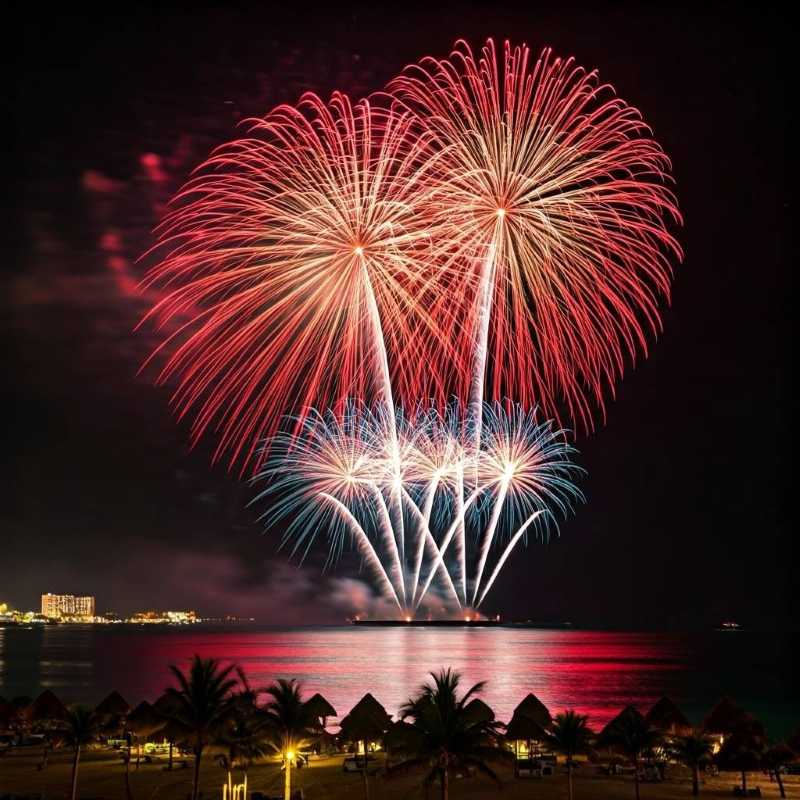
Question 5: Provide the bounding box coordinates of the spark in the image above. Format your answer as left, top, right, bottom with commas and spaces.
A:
391, 38, 683, 435
256, 401, 582, 615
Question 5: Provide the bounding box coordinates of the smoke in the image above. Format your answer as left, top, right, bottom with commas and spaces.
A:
113, 547, 469, 623
111, 547, 465, 623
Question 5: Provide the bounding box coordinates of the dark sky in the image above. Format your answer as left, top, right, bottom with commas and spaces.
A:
6, 2, 791, 629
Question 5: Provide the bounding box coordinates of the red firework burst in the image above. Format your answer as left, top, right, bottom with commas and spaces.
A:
390, 39, 683, 433
140, 93, 453, 472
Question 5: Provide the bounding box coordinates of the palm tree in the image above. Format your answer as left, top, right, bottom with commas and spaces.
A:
670, 732, 713, 796
393, 668, 509, 800
217, 714, 271, 789
64, 706, 99, 800
598, 706, 662, 800
262, 678, 313, 800
547, 710, 593, 800
716, 718, 766, 796
763, 742, 794, 799
165, 655, 239, 800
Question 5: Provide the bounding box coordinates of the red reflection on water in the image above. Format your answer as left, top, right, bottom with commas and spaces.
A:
90, 628, 686, 729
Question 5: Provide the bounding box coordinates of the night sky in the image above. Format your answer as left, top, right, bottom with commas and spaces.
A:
6, 3, 791, 629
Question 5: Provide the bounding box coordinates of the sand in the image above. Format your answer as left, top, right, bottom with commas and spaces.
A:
1, 745, 797, 799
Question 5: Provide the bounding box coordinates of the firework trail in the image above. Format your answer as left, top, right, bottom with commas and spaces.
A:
142, 39, 682, 614
256, 402, 582, 612
391, 38, 683, 439
140, 92, 455, 472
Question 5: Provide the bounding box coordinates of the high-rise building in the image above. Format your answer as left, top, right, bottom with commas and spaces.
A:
41, 593, 95, 619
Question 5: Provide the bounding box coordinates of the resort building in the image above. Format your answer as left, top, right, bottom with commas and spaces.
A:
41, 593, 96, 619
128, 609, 198, 624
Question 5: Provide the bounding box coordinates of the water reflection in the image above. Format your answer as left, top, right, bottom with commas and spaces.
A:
1, 626, 795, 736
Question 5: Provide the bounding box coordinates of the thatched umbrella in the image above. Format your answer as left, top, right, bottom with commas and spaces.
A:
152, 691, 181, 718
303, 693, 337, 730
599, 705, 645, 740
505, 713, 549, 758
127, 701, 165, 768
383, 720, 423, 761
95, 691, 130, 738
27, 688, 68, 769
339, 693, 391, 740
149, 692, 191, 769
158, 717, 190, 770
703, 696, 747, 736
0, 701, 19, 727
645, 696, 692, 736
464, 698, 495, 724
127, 701, 164, 736
512, 693, 551, 729
96, 691, 130, 718
338, 694, 390, 800
597, 705, 650, 762
27, 690, 67, 723
338, 694, 391, 754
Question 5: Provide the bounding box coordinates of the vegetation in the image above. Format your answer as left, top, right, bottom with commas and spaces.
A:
392, 668, 510, 800
547, 710, 593, 800
261, 678, 314, 800
715, 718, 766, 795
63, 706, 100, 800
597, 706, 662, 800
164, 655, 239, 800
669, 732, 713, 796
3, 660, 790, 800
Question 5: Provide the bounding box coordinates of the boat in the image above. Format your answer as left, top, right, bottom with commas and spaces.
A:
349, 617, 573, 628
716, 621, 742, 631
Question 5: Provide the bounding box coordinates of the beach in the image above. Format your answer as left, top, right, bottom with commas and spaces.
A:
2, 746, 798, 798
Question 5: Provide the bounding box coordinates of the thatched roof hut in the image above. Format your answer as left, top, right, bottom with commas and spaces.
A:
598, 705, 646, 741
152, 692, 180, 718
158, 717, 191, 745
127, 701, 165, 738
0, 701, 19, 726
304, 693, 337, 725
338, 693, 391, 744
512, 693, 551, 729
27, 690, 67, 722
95, 691, 130, 718
384, 720, 423, 753
703, 697, 747, 735
645, 697, 692, 735
464, 698, 495, 724
505, 713, 548, 743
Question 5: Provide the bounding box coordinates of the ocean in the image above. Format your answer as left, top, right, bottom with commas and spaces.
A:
1, 625, 796, 737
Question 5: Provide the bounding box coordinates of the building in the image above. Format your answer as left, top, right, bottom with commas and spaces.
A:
129, 609, 198, 624
41, 593, 96, 619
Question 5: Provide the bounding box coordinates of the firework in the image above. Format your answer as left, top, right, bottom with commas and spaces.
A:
390, 39, 683, 436
141, 40, 684, 616
256, 402, 582, 613
140, 92, 453, 472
